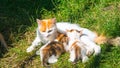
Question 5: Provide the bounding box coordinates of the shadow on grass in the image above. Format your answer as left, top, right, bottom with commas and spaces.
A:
85, 44, 112, 68
0, 0, 56, 58
0, 44, 8, 58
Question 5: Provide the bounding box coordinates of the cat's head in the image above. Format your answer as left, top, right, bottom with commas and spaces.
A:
37, 18, 57, 41
66, 29, 83, 40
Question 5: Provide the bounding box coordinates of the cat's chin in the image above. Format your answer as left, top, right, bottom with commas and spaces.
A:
47, 33, 57, 41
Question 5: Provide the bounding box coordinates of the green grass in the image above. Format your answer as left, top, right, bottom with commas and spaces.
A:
0, 0, 120, 68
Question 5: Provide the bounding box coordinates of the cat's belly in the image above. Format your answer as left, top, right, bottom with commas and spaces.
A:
56, 22, 81, 34
56, 22, 97, 41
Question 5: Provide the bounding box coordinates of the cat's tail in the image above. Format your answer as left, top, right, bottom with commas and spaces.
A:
94, 34, 120, 46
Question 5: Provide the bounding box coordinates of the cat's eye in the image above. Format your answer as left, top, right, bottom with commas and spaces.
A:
48, 30, 52, 33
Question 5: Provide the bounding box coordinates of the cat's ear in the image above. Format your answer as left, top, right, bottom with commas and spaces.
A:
51, 18, 56, 24
36, 19, 41, 26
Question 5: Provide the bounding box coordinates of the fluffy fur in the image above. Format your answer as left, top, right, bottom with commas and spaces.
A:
26, 18, 98, 53
67, 29, 89, 63
95, 34, 120, 46
39, 41, 65, 66
37, 32, 68, 66
26, 18, 58, 52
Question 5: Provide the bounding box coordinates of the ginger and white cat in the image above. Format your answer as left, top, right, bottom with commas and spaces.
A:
66, 29, 89, 63
37, 32, 68, 66
26, 18, 97, 53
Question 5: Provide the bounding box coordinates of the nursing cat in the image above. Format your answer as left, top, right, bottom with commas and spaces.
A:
26, 18, 97, 53
66, 29, 89, 63
37, 32, 68, 66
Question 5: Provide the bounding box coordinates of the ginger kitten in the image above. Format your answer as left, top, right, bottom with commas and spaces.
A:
66, 29, 89, 63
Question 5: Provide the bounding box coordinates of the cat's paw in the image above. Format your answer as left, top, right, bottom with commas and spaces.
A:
26, 46, 34, 52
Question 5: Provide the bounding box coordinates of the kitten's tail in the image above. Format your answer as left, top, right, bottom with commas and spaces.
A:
94, 34, 120, 46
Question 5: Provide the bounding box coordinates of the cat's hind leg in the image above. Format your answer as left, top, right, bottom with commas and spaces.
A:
94, 45, 101, 56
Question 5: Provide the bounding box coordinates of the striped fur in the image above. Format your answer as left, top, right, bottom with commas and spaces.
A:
67, 29, 89, 63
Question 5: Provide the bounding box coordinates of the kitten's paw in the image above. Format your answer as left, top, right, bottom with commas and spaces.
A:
48, 58, 58, 63
68, 58, 74, 62
82, 56, 89, 63
36, 50, 40, 55
26, 46, 34, 52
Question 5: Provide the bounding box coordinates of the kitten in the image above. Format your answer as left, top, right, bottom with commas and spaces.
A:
0, 33, 8, 50
26, 18, 97, 53
39, 41, 65, 66
66, 29, 89, 63
38, 32, 68, 66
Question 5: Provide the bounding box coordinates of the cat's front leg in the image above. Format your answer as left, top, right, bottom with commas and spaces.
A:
26, 37, 41, 52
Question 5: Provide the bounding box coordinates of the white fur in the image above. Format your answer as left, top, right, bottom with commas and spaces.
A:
67, 30, 89, 63
80, 35, 101, 55
27, 22, 97, 53
57, 22, 97, 41
48, 55, 58, 63
68, 48, 76, 62
68, 41, 89, 63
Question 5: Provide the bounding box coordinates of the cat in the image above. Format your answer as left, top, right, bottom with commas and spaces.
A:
37, 32, 68, 66
0, 33, 8, 50
39, 41, 65, 66
26, 18, 97, 53
66, 29, 89, 63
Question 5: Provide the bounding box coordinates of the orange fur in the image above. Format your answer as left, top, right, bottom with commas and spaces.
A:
39, 19, 54, 32
41, 41, 65, 66
70, 41, 81, 63
94, 34, 107, 45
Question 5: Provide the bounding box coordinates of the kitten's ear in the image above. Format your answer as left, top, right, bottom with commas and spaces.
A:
79, 30, 83, 35
36, 19, 41, 26
51, 18, 56, 24
66, 29, 70, 32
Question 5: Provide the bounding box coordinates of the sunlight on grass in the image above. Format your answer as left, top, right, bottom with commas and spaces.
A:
0, 0, 120, 68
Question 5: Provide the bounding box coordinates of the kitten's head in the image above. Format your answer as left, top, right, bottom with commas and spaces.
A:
66, 29, 83, 40
37, 18, 57, 41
